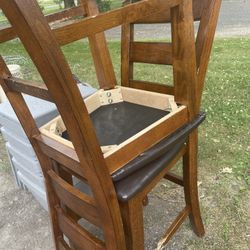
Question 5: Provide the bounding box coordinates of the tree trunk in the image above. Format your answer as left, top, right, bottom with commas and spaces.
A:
64, 0, 75, 8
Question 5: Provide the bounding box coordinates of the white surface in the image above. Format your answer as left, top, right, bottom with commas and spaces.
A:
0, 86, 7, 103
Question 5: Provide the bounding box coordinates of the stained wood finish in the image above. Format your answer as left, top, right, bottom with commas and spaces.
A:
183, 130, 205, 236
171, 1, 198, 118
1, 0, 126, 249
120, 197, 144, 250
48, 170, 101, 226
156, 206, 190, 249
79, 0, 117, 89
119, 0, 221, 248
35, 134, 86, 179
196, 0, 222, 107
131, 0, 207, 23
0, 0, 221, 249
130, 42, 172, 65
130, 80, 174, 95
56, 207, 105, 250
54, 0, 181, 45
0, 5, 85, 43
3, 76, 53, 102
0, 56, 63, 249
0, 26, 16, 43
121, 0, 221, 113
164, 172, 184, 186
121, 23, 134, 87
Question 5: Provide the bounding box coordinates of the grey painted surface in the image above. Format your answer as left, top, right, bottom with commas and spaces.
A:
0, 83, 97, 210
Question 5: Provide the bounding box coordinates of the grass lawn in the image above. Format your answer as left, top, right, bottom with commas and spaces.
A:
0, 0, 122, 26
0, 38, 249, 249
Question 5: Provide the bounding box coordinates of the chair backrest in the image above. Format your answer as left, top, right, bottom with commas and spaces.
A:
0, 0, 210, 249
121, 0, 221, 110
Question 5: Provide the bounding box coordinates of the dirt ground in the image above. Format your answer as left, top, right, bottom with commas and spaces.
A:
0, 129, 249, 249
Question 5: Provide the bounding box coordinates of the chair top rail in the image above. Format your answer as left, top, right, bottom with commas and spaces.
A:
54, 0, 181, 46
0, 0, 181, 45
134, 0, 207, 23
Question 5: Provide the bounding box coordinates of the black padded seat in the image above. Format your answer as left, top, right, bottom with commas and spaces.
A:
113, 112, 206, 202
74, 112, 206, 203
114, 140, 186, 202
74, 141, 184, 201
62, 101, 169, 146
112, 112, 206, 182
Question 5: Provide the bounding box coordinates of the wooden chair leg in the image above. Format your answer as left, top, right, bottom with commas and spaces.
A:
119, 197, 144, 250
183, 130, 205, 237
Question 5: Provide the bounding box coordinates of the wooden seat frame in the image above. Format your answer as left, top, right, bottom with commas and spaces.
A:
0, 0, 221, 249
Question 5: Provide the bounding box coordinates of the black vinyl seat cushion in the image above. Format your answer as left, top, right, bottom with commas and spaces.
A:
74, 112, 206, 203
114, 140, 186, 202
62, 101, 169, 146
113, 112, 206, 202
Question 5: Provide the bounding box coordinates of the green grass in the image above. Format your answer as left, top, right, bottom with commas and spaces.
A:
0, 38, 249, 249
0, 0, 122, 25
1, 38, 249, 184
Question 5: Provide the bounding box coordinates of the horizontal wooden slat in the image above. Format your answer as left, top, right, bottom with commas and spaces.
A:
49, 170, 101, 227
0, 5, 85, 43
0, 0, 206, 44
56, 207, 105, 250
130, 42, 172, 65
3, 77, 53, 102
135, 0, 207, 23
34, 134, 87, 180
54, 0, 181, 45
105, 106, 188, 173
164, 172, 184, 186
130, 80, 174, 95
0, 26, 16, 43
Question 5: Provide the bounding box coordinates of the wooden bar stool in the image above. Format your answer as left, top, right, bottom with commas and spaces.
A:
0, 0, 221, 249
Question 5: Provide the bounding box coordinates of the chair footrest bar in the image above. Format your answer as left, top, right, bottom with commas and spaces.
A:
156, 206, 190, 250
164, 172, 184, 186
